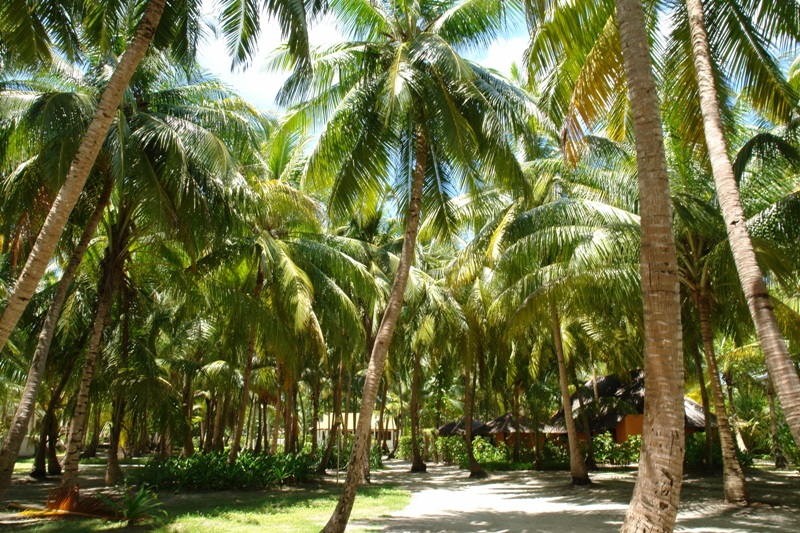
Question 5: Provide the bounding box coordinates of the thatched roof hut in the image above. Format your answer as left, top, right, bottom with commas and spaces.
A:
437, 418, 484, 437
474, 413, 537, 436
549, 370, 714, 441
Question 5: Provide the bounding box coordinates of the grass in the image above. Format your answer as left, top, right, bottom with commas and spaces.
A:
5, 483, 411, 532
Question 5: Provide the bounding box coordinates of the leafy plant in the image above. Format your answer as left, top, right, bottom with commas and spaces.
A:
98, 484, 167, 526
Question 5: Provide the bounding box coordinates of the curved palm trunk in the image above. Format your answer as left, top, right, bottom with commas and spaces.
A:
696, 295, 748, 503
617, 0, 686, 529
322, 127, 426, 533
378, 379, 388, 454
691, 344, 714, 468
229, 265, 264, 463
0, 174, 113, 499
311, 380, 321, 458
551, 302, 590, 485
410, 349, 426, 473
0, 0, 166, 354
61, 269, 115, 490
685, 0, 800, 448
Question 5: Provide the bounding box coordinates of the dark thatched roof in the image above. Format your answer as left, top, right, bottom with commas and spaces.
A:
473, 413, 538, 436
437, 418, 484, 437
548, 370, 715, 433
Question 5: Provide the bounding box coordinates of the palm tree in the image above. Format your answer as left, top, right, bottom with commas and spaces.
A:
271, 2, 532, 529
615, 0, 687, 530
683, 0, 800, 450
0, 0, 322, 356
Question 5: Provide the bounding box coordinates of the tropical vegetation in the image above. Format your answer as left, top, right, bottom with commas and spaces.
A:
0, 1, 799, 532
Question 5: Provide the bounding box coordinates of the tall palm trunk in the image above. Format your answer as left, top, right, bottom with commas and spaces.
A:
322, 127, 426, 533
0, 174, 113, 499
105, 398, 126, 485
617, 0, 686, 529
464, 348, 487, 478
31, 353, 77, 478
410, 349, 426, 473
696, 295, 747, 503
318, 362, 344, 473
691, 344, 714, 468
83, 403, 102, 459
378, 379, 387, 453
311, 380, 320, 458
60, 265, 115, 490
766, 377, 788, 469
551, 302, 589, 485
181, 371, 195, 457
0, 0, 166, 354
685, 0, 800, 448
229, 265, 264, 463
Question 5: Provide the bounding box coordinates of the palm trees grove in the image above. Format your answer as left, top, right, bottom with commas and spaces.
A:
0, 1, 799, 532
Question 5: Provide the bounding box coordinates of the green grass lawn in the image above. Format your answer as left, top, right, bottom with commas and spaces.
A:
6, 484, 410, 532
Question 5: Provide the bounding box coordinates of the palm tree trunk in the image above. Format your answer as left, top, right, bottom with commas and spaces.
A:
229, 265, 264, 463
696, 295, 747, 503
105, 398, 125, 485
182, 372, 195, 457
589, 351, 600, 403
552, 302, 590, 485
0, 0, 166, 355
31, 411, 51, 479
616, 0, 686, 529
213, 389, 230, 451
203, 396, 214, 454
83, 403, 102, 459
464, 350, 487, 479
47, 414, 61, 476
685, 0, 800, 448
271, 385, 281, 454
311, 380, 320, 458
318, 362, 344, 473
513, 382, 521, 463
0, 173, 113, 499
60, 265, 115, 490
766, 377, 788, 469
410, 349, 426, 473
691, 343, 714, 468
378, 379, 388, 453
322, 126, 426, 533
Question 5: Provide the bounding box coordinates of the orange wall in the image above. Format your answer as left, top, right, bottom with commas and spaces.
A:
615, 414, 644, 443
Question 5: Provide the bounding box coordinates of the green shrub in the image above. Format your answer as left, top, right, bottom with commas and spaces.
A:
128, 450, 315, 491
592, 433, 641, 465
684, 432, 722, 469
539, 438, 570, 470
435, 436, 468, 466
397, 435, 424, 461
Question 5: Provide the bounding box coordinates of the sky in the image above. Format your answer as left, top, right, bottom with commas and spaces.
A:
196, 2, 529, 114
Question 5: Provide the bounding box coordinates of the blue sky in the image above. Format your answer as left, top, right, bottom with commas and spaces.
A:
196, 2, 529, 113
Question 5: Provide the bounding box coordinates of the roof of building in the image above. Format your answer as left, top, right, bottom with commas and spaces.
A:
437, 418, 484, 436
547, 370, 715, 433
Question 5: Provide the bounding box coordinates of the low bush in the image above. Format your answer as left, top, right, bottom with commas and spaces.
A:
592, 433, 641, 465
128, 450, 315, 491
684, 432, 723, 470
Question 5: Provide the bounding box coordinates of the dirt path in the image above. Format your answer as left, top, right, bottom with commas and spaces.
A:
357, 460, 800, 532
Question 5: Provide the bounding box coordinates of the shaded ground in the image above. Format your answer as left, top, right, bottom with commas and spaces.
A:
1, 458, 798, 532
354, 460, 800, 533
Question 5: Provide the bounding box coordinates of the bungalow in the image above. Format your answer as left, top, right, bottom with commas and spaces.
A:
316, 412, 399, 450
549, 369, 713, 443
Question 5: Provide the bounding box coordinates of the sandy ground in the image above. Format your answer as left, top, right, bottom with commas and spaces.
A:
355, 460, 800, 533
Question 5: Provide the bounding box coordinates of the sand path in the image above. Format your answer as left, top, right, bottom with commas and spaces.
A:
357, 460, 800, 532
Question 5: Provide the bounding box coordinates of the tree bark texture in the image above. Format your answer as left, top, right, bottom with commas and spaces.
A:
322, 126, 427, 533
410, 350, 426, 473
617, 0, 686, 529
0, 0, 166, 354
685, 0, 800, 449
